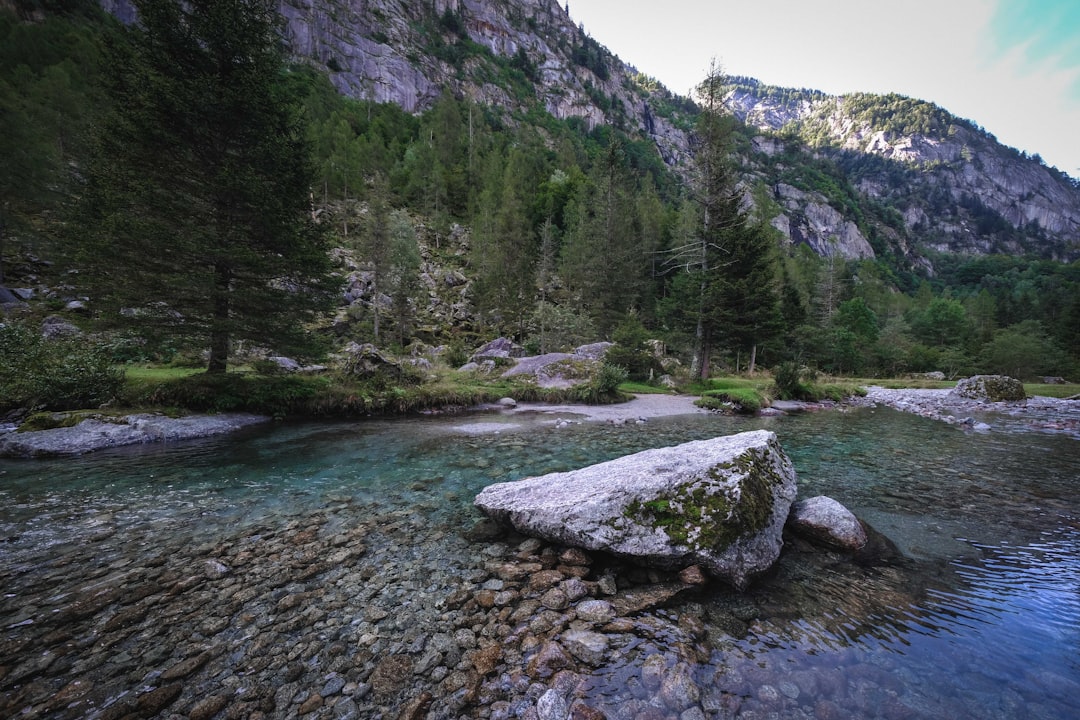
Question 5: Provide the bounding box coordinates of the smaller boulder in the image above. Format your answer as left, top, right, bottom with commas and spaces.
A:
267, 356, 301, 372
470, 337, 523, 362
340, 342, 402, 378
787, 496, 867, 552
952, 375, 1026, 402
573, 342, 612, 360
41, 315, 82, 339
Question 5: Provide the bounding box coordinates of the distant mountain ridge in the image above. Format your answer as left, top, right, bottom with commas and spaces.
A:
726, 78, 1080, 263
98, 0, 1080, 266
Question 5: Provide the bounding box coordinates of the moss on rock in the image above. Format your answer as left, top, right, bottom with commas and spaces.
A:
625, 447, 781, 552
953, 375, 1026, 402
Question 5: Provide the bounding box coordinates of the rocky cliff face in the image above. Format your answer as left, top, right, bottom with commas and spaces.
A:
99, 2, 1078, 266
727, 81, 1080, 263
102, 0, 692, 166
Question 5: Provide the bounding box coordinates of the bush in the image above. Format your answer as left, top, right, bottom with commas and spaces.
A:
573, 363, 628, 403
695, 388, 762, 414
773, 362, 816, 401
0, 322, 124, 411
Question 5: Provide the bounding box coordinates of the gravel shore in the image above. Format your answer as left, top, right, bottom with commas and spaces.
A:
859, 386, 1080, 438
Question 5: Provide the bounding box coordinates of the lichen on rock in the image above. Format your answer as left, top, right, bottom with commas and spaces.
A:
952, 375, 1026, 402
473, 430, 798, 590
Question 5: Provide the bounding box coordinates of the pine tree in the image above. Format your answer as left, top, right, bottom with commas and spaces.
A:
663, 62, 780, 378
75, 0, 334, 372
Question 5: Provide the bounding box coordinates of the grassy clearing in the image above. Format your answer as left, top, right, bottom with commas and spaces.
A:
1022, 383, 1080, 399
685, 377, 774, 414
111, 364, 630, 419
617, 381, 672, 395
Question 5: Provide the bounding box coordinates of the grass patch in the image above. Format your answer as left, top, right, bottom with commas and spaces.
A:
618, 381, 672, 395
1023, 383, 1080, 399
112, 364, 636, 419
687, 376, 772, 414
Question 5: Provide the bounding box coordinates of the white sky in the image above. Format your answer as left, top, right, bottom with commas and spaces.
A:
567, 0, 1080, 178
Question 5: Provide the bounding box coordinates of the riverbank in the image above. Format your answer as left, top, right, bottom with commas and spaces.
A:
0, 412, 270, 458
859, 385, 1080, 438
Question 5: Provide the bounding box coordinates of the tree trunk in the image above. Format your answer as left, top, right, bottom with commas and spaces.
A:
372, 277, 380, 343
700, 328, 711, 380
207, 264, 231, 374
748, 343, 757, 374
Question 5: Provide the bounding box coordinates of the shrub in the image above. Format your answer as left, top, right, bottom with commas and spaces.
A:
773, 362, 815, 401
695, 388, 762, 414
573, 363, 628, 403
0, 322, 124, 411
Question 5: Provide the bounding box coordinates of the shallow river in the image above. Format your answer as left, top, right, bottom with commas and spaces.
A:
1, 404, 1078, 718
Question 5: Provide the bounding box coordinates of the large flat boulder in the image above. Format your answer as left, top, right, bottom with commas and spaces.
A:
474, 430, 797, 590
0, 413, 268, 457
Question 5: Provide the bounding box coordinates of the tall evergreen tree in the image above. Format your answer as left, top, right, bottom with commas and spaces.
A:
76, 0, 334, 372
663, 62, 780, 378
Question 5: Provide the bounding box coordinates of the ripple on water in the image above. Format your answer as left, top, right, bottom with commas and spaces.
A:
1, 405, 1078, 718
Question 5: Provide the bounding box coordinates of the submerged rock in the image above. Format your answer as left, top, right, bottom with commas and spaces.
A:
474, 430, 798, 590
787, 496, 868, 552
952, 375, 1026, 402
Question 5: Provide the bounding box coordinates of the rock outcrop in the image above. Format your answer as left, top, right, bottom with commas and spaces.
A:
498, 342, 611, 389
787, 496, 867, 552
0, 413, 269, 457
100, 0, 693, 171
728, 80, 1080, 264
951, 375, 1026, 402
474, 430, 798, 590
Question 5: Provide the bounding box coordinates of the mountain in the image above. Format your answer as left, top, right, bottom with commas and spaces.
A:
98, 0, 1079, 271
100, 0, 694, 164
726, 79, 1080, 265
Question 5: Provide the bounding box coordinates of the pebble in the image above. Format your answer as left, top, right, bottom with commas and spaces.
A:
561, 629, 610, 666
1, 482, 973, 720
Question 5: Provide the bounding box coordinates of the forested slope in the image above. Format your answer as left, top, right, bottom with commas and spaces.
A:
1, 0, 1077, 386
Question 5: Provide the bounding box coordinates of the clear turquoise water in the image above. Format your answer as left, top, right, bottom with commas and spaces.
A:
1, 405, 1078, 718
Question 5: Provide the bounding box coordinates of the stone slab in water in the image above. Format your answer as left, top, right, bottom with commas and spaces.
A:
474, 430, 797, 590
0, 413, 269, 457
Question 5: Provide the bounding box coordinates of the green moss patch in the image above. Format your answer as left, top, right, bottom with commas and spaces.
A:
625, 447, 782, 552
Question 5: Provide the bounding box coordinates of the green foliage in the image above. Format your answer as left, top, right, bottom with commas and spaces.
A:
979, 321, 1074, 380
574, 362, 628, 403
605, 315, 659, 381
0, 6, 115, 284
130, 372, 329, 419
0, 321, 124, 411
570, 33, 609, 81
772, 362, 816, 401
74, 0, 336, 374
695, 388, 762, 414
841, 93, 952, 137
